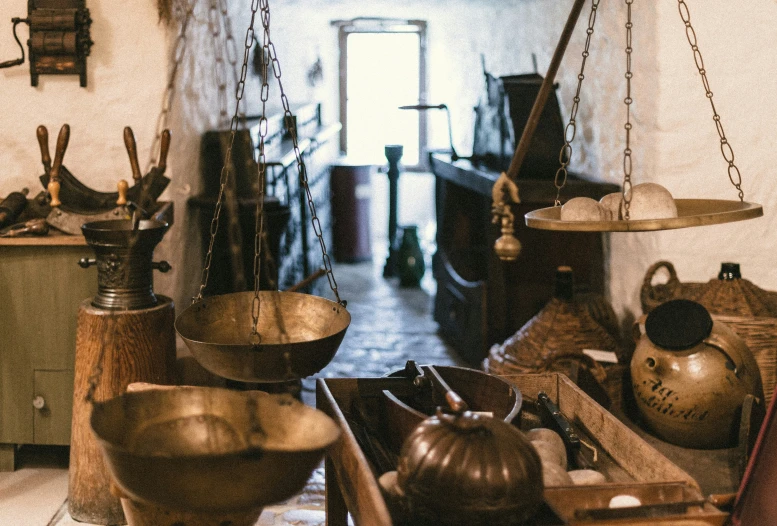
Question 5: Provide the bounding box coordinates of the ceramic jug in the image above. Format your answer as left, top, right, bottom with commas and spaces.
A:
631, 299, 763, 449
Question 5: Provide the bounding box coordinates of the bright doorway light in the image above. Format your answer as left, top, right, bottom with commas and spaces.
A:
346, 33, 421, 165
335, 18, 427, 169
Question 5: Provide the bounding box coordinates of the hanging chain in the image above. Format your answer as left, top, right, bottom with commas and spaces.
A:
196, 0, 261, 302
621, 0, 634, 220
208, 0, 230, 128
256, 0, 343, 306
677, 0, 744, 201
146, 0, 194, 172
250, 1, 272, 341
553, 0, 600, 206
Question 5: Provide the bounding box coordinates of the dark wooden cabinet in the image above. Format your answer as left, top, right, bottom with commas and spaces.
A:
193, 103, 340, 297
431, 153, 619, 365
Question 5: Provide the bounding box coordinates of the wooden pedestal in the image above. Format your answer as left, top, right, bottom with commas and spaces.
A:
68, 297, 176, 525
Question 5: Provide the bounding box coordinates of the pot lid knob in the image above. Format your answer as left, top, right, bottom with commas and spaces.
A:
645, 299, 712, 350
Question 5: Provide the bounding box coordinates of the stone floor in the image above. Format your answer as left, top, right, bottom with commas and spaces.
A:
0, 259, 466, 526
258, 260, 466, 526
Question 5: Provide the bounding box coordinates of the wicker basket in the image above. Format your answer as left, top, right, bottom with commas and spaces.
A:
713, 315, 777, 404
483, 297, 621, 390
641, 261, 777, 316
641, 261, 777, 403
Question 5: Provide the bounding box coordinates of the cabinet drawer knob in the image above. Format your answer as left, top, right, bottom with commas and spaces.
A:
32, 396, 46, 410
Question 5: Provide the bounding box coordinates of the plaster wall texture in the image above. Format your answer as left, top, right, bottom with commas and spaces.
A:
0, 0, 774, 326
0, 0, 225, 308
250, 0, 776, 321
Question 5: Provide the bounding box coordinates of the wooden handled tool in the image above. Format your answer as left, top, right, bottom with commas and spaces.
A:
48, 124, 70, 208
427, 365, 468, 414
158, 129, 171, 173
116, 180, 128, 206
37, 125, 51, 173
123, 127, 142, 183
0, 218, 49, 238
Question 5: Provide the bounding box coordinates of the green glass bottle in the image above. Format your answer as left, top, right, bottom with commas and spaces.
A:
398, 225, 425, 287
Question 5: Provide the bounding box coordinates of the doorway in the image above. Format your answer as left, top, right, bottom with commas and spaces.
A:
335, 18, 427, 169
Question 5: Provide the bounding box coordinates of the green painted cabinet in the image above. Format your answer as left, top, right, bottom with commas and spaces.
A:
0, 238, 96, 470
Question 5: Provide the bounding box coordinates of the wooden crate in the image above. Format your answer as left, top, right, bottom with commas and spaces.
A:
317, 372, 726, 526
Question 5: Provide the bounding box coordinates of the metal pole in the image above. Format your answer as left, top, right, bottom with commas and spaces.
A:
383, 145, 403, 277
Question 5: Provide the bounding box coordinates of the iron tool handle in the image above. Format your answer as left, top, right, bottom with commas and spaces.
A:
124, 127, 142, 182
158, 129, 171, 173
152, 260, 171, 273
0, 18, 27, 69
37, 125, 51, 172
78, 258, 96, 268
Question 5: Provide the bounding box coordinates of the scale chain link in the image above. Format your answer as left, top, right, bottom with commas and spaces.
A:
196, 0, 260, 302
146, 0, 194, 171
257, 0, 343, 306
251, 0, 272, 338
621, 0, 634, 220
677, 0, 744, 201
554, 0, 600, 206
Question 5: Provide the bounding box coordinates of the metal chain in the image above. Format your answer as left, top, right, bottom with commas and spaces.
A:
257, 0, 343, 305
251, 1, 271, 341
553, 0, 600, 206
208, 0, 247, 291
196, 0, 261, 302
622, 0, 634, 220
219, 0, 240, 100
208, 0, 230, 128
677, 0, 744, 201
146, 0, 194, 172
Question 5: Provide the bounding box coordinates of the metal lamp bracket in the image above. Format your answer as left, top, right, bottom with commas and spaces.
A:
0, 0, 93, 87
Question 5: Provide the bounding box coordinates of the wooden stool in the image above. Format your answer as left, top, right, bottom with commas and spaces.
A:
68, 297, 175, 525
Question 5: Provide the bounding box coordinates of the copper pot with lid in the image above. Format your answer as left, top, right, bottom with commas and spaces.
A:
631, 299, 763, 449
396, 409, 543, 525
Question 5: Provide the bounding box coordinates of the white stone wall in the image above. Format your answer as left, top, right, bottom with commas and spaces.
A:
0, 0, 774, 323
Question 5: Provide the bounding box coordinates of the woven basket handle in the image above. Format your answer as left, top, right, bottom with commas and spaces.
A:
641, 261, 680, 313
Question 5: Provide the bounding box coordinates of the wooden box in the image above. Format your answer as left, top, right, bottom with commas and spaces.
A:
317, 372, 726, 525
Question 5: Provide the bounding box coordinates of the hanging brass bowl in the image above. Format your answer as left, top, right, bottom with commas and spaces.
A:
175, 291, 350, 382
91, 386, 341, 513
525, 199, 763, 232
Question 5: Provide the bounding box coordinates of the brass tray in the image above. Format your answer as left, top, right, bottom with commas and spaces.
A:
524, 199, 763, 232
176, 291, 350, 382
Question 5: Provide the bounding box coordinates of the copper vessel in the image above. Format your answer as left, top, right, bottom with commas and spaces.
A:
91, 386, 340, 513
397, 410, 543, 525
631, 299, 763, 449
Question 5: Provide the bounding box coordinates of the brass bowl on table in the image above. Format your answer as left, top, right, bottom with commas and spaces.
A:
91, 386, 340, 513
